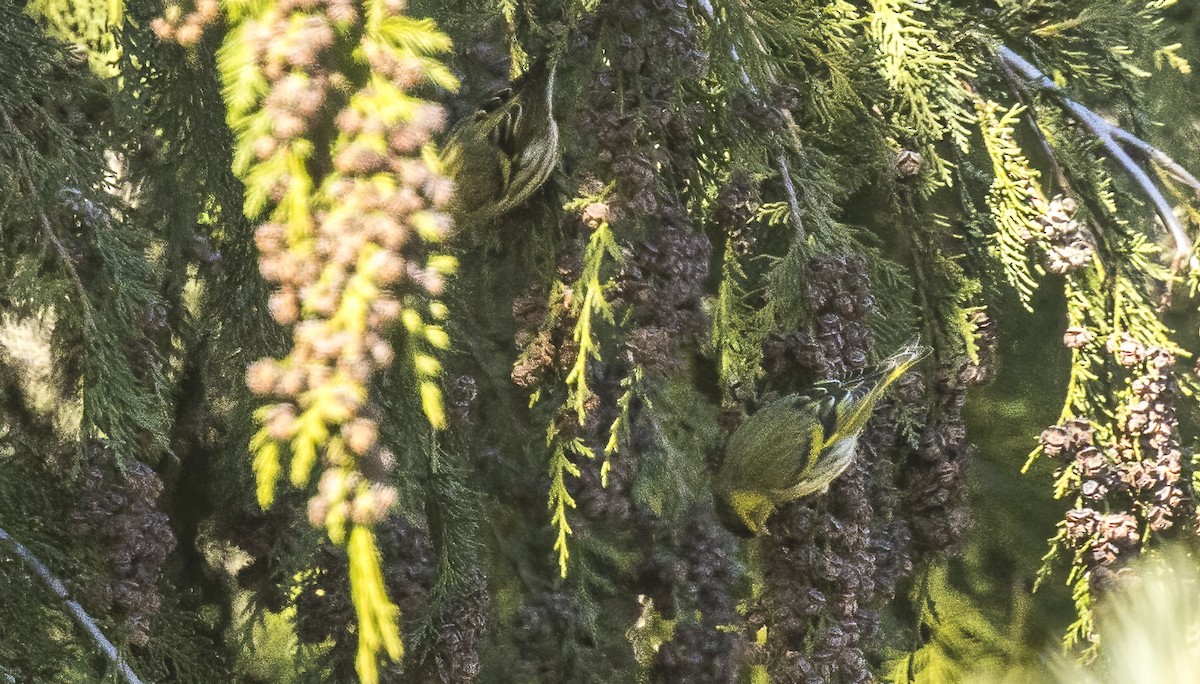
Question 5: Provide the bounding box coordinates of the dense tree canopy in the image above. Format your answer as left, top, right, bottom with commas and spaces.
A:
5, 1, 1200, 683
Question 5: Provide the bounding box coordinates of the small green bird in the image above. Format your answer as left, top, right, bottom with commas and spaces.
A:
713, 343, 929, 537
441, 56, 559, 222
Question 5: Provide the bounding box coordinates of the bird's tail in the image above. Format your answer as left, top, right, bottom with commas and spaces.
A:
836, 339, 929, 436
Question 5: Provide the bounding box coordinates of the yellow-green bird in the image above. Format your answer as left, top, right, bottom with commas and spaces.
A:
714, 343, 929, 537
441, 56, 559, 222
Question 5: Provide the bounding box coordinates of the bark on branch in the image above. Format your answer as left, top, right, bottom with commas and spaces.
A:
0, 527, 145, 684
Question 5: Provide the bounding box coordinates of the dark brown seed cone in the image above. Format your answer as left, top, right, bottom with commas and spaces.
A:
509, 588, 593, 679
580, 0, 705, 216
714, 171, 759, 232
294, 515, 436, 678
651, 506, 740, 683
227, 504, 299, 613
510, 269, 578, 391
405, 580, 489, 683
70, 442, 175, 646
901, 369, 971, 559
758, 463, 879, 683
1039, 343, 1196, 638
574, 432, 640, 528
616, 213, 712, 373
752, 253, 915, 683
863, 421, 915, 602
446, 374, 479, 424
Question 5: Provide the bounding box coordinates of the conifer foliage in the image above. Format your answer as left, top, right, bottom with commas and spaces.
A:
4, 0, 1200, 682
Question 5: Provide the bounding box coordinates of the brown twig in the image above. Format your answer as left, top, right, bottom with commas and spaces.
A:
697, 0, 807, 243
997, 57, 1071, 195
0, 105, 98, 330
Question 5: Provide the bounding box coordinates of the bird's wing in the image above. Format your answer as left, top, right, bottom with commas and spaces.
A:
776, 434, 858, 500
831, 342, 928, 439
718, 396, 826, 495
497, 63, 558, 212
488, 100, 522, 159
445, 60, 558, 220
441, 99, 514, 216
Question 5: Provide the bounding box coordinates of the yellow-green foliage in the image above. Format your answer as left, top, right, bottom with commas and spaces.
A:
219, 1, 457, 681
866, 0, 975, 186
1049, 235, 1184, 438
563, 193, 622, 424
348, 525, 404, 683
975, 98, 1046, 306
540, 190, 623, 578
545, 427, 594, 579
604, 366, 643, 486
5, 0, 1200, 682
26, 0, 124, 76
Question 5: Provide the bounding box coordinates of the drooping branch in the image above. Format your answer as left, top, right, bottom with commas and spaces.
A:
0, 105, 98, 331
1108, 126, 1200, 193
997, 46, 1197, 270
0, 528, 145, 684
696, 0, 807, 242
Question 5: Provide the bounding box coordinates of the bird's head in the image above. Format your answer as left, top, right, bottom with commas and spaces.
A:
440, 53, 560, 223
714, 489, 774, 538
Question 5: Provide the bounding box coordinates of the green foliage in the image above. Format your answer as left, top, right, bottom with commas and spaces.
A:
2, 3, 169, 464
866, 0, 975, 187
884, 564, 1046, 684
975, 99, 1047, 306
709, 239, 773, 401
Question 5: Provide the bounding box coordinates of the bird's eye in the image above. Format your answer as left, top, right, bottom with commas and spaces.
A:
480, 88, 513, 114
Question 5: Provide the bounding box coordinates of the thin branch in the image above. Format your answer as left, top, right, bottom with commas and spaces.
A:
697, 0, 806, 242
997, 46, 1195, 270
0, 528, 146, 684
774, 153, 805, 241
1107, 126, 1200, 193
997, 58, 1070, 194
0, 105, 97, 331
